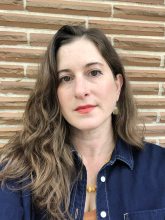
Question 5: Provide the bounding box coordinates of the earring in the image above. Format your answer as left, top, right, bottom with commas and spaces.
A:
113, 106, 119, 115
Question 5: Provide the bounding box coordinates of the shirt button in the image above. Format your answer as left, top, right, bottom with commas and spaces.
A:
100, 211, 106, 218
101, 176, 106, 182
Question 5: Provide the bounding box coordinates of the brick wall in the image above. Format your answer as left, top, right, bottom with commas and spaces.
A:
0, 0, 165, 148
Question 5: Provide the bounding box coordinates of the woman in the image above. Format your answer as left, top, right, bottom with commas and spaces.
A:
0, 25, 165, 220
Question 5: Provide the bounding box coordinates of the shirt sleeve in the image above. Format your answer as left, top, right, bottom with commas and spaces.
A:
0, 182, 24, 220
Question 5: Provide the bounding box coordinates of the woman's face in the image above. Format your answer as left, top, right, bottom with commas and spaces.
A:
57, 39, 123, 131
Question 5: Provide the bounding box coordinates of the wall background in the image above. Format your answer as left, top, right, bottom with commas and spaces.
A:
0, 0, 165, 147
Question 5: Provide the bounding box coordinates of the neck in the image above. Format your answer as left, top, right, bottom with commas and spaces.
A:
70, 122, 115, 163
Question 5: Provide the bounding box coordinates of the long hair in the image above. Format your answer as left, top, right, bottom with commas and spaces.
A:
0, 25, 144, 220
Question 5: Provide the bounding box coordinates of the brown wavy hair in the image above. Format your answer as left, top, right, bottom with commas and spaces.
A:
0, 25, 144, 220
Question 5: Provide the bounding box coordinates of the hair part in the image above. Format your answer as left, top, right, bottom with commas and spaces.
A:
0, 25, 144, 220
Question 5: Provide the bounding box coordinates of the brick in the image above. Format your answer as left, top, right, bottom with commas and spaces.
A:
108, 0, 164, 4
120, 54, 161, 67
30, 33, 54, 47
163, 84, 165, 96
159, 139, 165, 147
114, 37, 165, 52
135, 98, 165, 109
0, 127, 21, 139
132, 84, 159, 95
143, 126, 165, 137
0, 0, 23, 10
107, 37, 112, 45
0, 97, 28, 109
0, 48, 45, 63
144, 139, 157, 144
0, 112, 23, 125
125, 70, 165, 82
0, 144, 5, 148
138, 112, 157, 123
89, 20, 164, 36
26, 66, 38, 79
161, 112, 165, 123
0, 31, 27, 46
0, 65, 24, 78
0, 81, 35, 95
0, 13, 85, 30
27, 0, 111, 17
114, 5, 165, 22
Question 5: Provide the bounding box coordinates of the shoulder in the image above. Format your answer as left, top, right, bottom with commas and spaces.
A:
0, 180, 24, 219
143, 141, 165, 157
0, 175, 32, 220
132, 141, 165, 169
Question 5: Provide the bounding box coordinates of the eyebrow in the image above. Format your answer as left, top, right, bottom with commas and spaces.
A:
57, 62, 104, 75
85, 62, 104, 68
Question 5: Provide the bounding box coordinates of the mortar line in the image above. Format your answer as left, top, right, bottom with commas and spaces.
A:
24, 65, 27, 77
156, 112, 161, 123
111, 3, 114, 18
23, 0, 26, 10
86, 16, 89, 29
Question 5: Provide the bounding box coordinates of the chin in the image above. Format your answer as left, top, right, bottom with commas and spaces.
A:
73, 122, 100, 131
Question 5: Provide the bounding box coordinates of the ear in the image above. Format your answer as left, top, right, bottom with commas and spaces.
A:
115, 74, 123, 101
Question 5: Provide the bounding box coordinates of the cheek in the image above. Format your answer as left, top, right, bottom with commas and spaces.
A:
57, 90, 70, 115
100, 81, 116, 99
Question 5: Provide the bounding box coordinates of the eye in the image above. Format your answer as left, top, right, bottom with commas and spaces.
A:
89, 70, 102, 77
59, 76, 72, 83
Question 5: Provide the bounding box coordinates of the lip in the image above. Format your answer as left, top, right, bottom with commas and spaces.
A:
75, 105, 96, 114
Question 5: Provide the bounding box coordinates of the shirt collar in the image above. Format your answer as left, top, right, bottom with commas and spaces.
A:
110, 136, 134, 170
69, 136, 134, 170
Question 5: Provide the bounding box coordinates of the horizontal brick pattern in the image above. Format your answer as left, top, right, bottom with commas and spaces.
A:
89, 20, 164, 36
159, 140, 165, 147
120, 54, 161, 67
135, 98, 165, 109
27, 0, 111, 17
108, 0, 164, 4
0, 13, 85, 30
0, 32, 27, 45
0, 113, 23, 125
125, 70, 165, 82
30, 33, 54, 47
0, 97, 28, 109
0, 48, 45, 63
114, 38, 165, 52
0, 81, 35, 94
0, 0, 165, 145
113, 5, 165, 21
0, 127, 22, 139
139, 112, 157, 123
0, 0, 23, 10
0, 65, 24, 78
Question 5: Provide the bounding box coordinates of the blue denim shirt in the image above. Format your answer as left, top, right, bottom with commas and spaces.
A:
1, 137, 165, 220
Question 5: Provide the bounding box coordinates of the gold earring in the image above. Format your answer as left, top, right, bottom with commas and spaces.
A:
113, 106, 119, 115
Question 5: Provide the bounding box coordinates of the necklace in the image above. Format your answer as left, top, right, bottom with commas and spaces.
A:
86, 154, 112, 192
86, 135, 117, 193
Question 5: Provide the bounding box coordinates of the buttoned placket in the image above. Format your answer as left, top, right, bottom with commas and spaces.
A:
70, 164, 112, 220
69, 145, 116, 220
96, 162, 113, 220
69, 138, 134, 220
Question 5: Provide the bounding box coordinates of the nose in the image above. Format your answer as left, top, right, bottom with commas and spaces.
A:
74, 77, 90, 99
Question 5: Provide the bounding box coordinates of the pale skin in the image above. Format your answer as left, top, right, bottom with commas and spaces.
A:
57, 38, 123, 212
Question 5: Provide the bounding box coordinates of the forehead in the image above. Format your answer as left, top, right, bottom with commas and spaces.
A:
57, 39, 106, 69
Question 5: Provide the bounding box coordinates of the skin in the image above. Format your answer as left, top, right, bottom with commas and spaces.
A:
57, 38, 123, 212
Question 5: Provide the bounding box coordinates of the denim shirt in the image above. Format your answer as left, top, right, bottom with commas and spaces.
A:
1, 137, 165, 220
